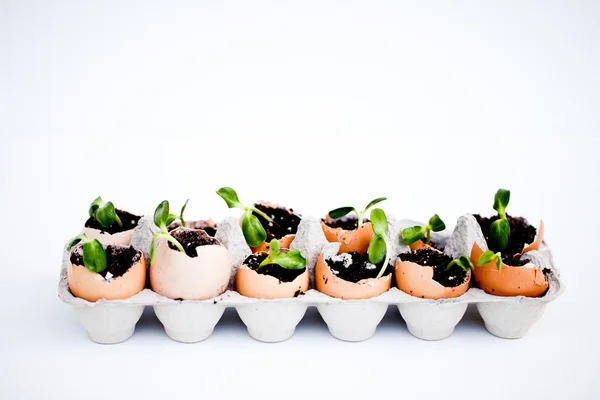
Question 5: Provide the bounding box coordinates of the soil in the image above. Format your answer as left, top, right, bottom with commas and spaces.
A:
399, 249, 467, 288
326, 251, 392, 283
253, 203, 302, 242
168, 227, 221, 257
473, 214, 536, 266
71, 245, 141, 278
84, 209, 140, 234
168, 220, 217, 237
322, 215, 369, 230
244, 252, 306, 283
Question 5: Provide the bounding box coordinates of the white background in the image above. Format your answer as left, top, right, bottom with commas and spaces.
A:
1, 0, 599, 399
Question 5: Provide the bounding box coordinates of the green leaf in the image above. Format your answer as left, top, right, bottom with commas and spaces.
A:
67, 233, 89, 251
428, 214, 446, 232
259, 240, 307, 270
401, 225, 426, 245
88, 196, 104, 218
489, 218, 510, 252
363, 197, 387, 213
82, 239, 107, 273
493, 188, 510, 217
166, 214, 178, 227
242, 210, 267, 247
95, 201, 122, 228
370, 208, 388, 236
446, 256, 474, 272
153, 200, 170, 228
367, 235, 386, 265
477, 250, 499, 267
180, 198, 189, 227
328, 206, 355, 219
216, 187, 244, 209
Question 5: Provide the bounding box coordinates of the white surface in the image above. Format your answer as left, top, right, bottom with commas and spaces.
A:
1, 0, 599, 399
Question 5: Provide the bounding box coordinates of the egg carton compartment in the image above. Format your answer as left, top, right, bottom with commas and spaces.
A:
58, 215, 564, 344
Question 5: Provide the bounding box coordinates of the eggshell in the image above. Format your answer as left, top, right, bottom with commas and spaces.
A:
251, 235, 295, 254
394, 258, 470, 300
408, 240, 434, 252
150, 239, 232, 300
470, 242, 549, 297
236, 262, 309, 299
522, 219, 544, 253
315, 251, 391, 300
81, 227, 135, 246
67, 252, 146, 302
320, 219, 374, 255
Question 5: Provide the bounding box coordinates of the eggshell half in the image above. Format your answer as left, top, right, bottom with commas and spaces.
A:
81, 227, 135, 246
320, 220, 374, 255
251, 235, 295, 254
408, 240, 434, 252
236, 262, 309, 299
522, 219, 544, 253
394, 258, 470, 300
150, 240, 232, 300
315, 251, 391, 300
470, 242, 549, 297
67, 253, 146, 302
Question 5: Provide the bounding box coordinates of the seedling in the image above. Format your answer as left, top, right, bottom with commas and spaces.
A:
88, 196, 122, 229
488, 188, 511, 253
367, 208, 391, 279
477, 250, 503, 272
327, 197, 387, 229
150, 200, 185, 264
216, 187, 275, 247
258, 239, 307, 270
401, 214, 446, 245
179, 198, 190, 228
446, 256, 475, 272
67, 233, 107, 273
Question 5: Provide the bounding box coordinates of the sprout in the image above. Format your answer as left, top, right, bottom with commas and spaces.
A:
149, 200, 185, 264
258, 239, 307, 271
327, 197, 387, 229
401, 214, 446, 246
489, 188, 511, 253
446, 256, 475, 272
179, 198, 190, 228
367, 208, 391, 279
216, 187, 274, 247
88, 196, 123, 229
67, 233, 107, 273
477, 250, 503, 272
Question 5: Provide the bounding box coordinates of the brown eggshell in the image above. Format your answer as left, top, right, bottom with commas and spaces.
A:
408, 240, 434, 252
470, 242, 549, 297
320, 219, 374, 255
394, 258, 470, 300
67, 253, 146, 302
315, 251, 391, 300
236, 261, 309, 299
81, 227, 135, 246
251, 235, 295, 254
522, 219, 544, 253
150, 239, 232, 300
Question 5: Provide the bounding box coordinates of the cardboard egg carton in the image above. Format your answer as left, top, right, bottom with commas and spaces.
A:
57, 214, 564, 344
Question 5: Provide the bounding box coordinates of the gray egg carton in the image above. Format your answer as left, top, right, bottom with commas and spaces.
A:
58, 214, 564, 344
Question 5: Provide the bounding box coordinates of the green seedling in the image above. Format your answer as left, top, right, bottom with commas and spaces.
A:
477, 250, 503, 272
89, 196, 122, 229
367, 208, 391, 279
401, 214, 446, 245
327, 197, 387, 229
179, 198, 190, 228
488, 188, 511, 253
258, 239, 307, 270
216, 187, 275, 247
67, 233, 107, 273
446, 256, 475, 272
149, 200, 185, 264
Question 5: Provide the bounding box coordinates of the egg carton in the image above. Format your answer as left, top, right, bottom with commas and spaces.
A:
57, 214, 564, 344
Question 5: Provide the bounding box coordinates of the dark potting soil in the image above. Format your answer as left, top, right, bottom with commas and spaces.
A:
326, 251, 392, 283
168, 220, 217, 237
253, 203, 302, 242
473, 214, 536, 266
322, 214, 370, 230
70, 245, 141, 278
84, 209, 141, 234
244, 252, 306, 283
168, 227, 221, 257
399, 249, 467, 288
